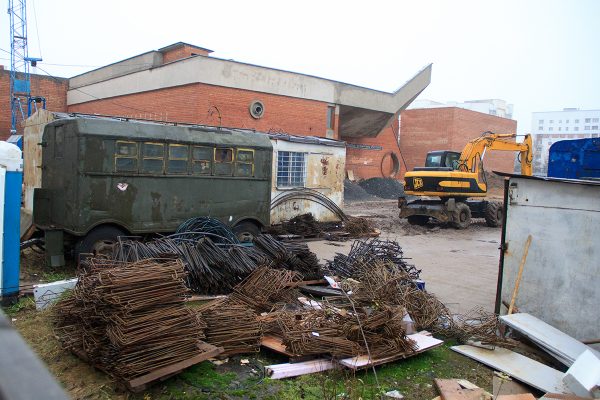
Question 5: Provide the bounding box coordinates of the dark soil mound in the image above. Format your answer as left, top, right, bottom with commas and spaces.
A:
358, 178, 404, 199
344, 179, 379, 202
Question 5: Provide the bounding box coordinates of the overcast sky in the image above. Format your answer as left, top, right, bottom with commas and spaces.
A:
1, 0, 599, 133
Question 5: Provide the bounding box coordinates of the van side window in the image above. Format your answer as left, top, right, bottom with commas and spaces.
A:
115, 141, 138, 172
192, 146, 212, 175
168, 144, 189, 174
142, 142, 164, 173
235, 149, 254, 177
214, 148, 233, 176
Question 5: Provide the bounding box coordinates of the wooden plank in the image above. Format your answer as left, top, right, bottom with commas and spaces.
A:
500, 313, 600, 366
508, 235, 532, 315
127, 343, 223, 389
261, 335, 297, 357
265, 359, 335, 379
451, 345, 571, 394
434, 379, 484, 400
286, 279, 327, 288
340, 333, 443, 370
496, 395, 536, 400
456, 380, 492, 400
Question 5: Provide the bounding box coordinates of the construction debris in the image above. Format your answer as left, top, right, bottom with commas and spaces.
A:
562, 349, 600, 398
500, 313, 600, 366
451, 345, 572, 394
53, 258, 221, 389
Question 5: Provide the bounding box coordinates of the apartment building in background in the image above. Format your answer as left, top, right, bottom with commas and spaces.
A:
531, 108, 600, 175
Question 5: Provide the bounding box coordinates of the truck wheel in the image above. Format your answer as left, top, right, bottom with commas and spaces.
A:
74, 225, 127, 260
407, 215, 429, 226
484, 201, 504, 227
451, 202, 471, 229
233, 221, 261, 243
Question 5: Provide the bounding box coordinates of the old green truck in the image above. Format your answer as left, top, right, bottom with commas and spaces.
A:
34, 117, 273, 264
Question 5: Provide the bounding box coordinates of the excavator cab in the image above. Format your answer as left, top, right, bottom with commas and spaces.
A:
413, 151, 461, 172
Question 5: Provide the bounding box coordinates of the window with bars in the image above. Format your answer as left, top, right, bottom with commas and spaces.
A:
277, 151, 306, 187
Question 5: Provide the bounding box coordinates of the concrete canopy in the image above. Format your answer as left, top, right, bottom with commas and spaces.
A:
67, 44, 431, 138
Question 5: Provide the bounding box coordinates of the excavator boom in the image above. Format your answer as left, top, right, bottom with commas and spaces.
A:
457, 133, 533, 176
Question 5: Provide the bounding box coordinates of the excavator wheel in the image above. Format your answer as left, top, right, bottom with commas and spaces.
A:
484, 201, 504, 227
451, 202, 471, 229
407, 215, 430, 226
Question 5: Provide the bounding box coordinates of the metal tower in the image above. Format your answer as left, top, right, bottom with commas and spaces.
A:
7, 0, 42, 134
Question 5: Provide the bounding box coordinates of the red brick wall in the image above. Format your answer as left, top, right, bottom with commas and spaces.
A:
0, 69, 68, 138
399, 107, 518, 174
343, 118, 406, 180
68, 82, 334, 138
162, 45, 210, 64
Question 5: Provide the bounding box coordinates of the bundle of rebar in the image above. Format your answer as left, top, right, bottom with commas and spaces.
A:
196, 298, 261, 356
325, 238, 421, 280
53, 258, 210, 381
112, 234, 321, 294
228, 265, 303, 312
282, 213, 322, 237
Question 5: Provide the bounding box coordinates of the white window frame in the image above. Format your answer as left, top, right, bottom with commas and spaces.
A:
276, 151, 307, 188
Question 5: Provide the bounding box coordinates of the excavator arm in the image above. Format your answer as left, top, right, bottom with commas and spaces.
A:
457, 132, 533, 176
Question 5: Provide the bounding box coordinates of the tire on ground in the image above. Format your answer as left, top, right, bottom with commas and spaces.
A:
74, 225, 127, 260
484, 201, 504, 227
407, 215, 429, 226
232, 220, 261, 243
451, 202, 471, 229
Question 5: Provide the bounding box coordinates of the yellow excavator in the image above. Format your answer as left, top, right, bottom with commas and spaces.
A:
399, 132, 533, 228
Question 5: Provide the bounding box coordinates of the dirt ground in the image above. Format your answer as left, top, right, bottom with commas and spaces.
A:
309, 199, 503, 314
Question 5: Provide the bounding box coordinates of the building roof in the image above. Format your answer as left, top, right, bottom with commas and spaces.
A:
158, 42, 213, 54
67, 42, 432, 138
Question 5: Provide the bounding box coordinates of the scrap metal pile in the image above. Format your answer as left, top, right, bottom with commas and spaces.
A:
271, 212, 376, 239
52, 258, 213, 382
112, 233, 322, 294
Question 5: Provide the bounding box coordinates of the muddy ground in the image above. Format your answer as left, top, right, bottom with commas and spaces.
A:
311, 199, 504, 314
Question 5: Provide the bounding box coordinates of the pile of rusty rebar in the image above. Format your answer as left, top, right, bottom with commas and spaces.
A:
196, 298, 261, 357
112, 235, 321, 294
53, 258, 210, 381
326, 238, 421, 280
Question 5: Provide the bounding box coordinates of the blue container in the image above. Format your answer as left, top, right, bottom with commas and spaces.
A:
413, 279, 426, 291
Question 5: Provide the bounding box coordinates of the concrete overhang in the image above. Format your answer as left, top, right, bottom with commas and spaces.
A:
67, 53, 431, 138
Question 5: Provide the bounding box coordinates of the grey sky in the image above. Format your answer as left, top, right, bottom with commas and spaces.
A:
1, 0, 599, 133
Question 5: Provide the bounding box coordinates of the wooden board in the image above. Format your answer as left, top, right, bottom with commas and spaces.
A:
127, 343, 223, 391
339, 333, 443, 370
265, 359, 336, 379
261, 335, 296, 357
496, 395, 536, 400
451, 345, 571, 394
434, 379, 484, 400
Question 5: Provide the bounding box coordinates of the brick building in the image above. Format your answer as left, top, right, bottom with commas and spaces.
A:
2, 42, 517, 180
398, 107, 518, 173
0, 68, 68, 136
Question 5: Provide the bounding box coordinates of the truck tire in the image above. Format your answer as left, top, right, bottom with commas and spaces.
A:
74, 225, 127, 260
407, 215, 429, 226
233, 221, 261, 243
484, 201, 504, 227
451, 202, 471, 229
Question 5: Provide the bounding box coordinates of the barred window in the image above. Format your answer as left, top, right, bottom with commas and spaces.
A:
277, 151, 306, 187
142, 142, 164, 173
167, 144, 188, 174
